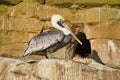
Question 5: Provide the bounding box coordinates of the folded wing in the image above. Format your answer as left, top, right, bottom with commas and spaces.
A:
24, 30, 64, 57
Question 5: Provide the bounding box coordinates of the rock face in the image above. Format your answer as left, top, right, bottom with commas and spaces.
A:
0, 57, 120, 80
82, 8, 120, 68
0, 0, 120, 79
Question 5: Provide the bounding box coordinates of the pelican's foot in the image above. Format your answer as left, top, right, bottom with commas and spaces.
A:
45, 56, 58, 59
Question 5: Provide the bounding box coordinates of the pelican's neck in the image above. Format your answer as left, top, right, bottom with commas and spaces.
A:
51, 20, 70, 35
62, 28, 71, 35
51, 14, 71, 35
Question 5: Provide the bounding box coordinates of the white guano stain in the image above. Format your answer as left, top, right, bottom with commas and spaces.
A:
108, 40, 117, 53
117, 10, 120, 19
84, 24, 90, 34
10, 9, 15, 17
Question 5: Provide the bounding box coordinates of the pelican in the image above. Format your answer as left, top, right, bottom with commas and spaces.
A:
23, 14, 82, 58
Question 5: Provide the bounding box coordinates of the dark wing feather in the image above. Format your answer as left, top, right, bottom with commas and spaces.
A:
24, 30, 64, 56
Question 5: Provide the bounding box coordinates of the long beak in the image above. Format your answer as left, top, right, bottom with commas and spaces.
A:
63, 23, 82, 45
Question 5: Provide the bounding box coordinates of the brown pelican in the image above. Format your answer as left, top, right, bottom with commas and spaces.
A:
23, 14, 82, 58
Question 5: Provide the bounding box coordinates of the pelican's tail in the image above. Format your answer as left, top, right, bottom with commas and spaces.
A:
23, 47, 31, 58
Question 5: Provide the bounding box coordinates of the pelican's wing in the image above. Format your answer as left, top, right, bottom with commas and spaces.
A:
24, 30, 64, 57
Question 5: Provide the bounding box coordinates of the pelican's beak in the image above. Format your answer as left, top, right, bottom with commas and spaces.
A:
63, 23, 82, 45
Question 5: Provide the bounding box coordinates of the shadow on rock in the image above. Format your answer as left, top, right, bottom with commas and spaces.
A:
92, 50, 104, 65
75, 32, 91, 58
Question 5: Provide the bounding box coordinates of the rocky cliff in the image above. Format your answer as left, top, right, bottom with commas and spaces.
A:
0, 0, 120, 80
0, 57, 120, 80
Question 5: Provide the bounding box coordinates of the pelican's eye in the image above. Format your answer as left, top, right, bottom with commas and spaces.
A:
57, 19, 65, 28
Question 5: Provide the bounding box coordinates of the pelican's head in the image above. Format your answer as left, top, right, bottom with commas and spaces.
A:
51, 14, 82, 45
51, 14, 69, 35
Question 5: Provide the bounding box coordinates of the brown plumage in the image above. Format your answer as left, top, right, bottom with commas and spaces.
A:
24, 30, 72, 58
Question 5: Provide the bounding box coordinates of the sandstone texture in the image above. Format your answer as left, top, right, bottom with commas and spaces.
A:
0, 57, 120, 80
0, 0, 120, 79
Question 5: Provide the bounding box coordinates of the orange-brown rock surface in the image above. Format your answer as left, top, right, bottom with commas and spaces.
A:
0, 0, 120, 79
0, 57, 120, 80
